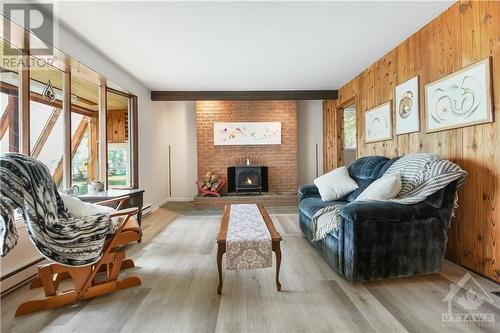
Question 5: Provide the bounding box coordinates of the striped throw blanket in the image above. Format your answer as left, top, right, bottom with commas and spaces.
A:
311, 153, 467, 241
0, 153, 113, 266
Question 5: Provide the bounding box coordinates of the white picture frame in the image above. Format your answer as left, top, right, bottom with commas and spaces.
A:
425, 57, 493, 133
213, 122, 281, 145
364, 101, 393, 143
395, 76, 420, 135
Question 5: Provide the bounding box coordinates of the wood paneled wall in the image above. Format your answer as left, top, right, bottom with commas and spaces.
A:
106, 111, 128, 143
322, 99, 338, 173
324, 1, 500, 281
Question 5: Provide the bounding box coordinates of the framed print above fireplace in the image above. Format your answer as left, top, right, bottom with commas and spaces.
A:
214, 122, 281, 145
425, 57, 493, 133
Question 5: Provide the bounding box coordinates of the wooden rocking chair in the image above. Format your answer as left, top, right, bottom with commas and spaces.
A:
15, 196, 142, 316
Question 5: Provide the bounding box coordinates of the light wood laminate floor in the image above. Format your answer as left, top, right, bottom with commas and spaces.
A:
1, 208, 499, 332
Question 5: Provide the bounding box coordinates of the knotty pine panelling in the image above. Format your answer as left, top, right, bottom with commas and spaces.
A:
322, 99, 338, 172
327, 1, 500, 281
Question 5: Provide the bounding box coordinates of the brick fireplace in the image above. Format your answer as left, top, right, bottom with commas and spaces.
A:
196, 101, 298, 197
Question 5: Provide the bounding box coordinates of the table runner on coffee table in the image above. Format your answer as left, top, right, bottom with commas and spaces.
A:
226, 204, 272, 270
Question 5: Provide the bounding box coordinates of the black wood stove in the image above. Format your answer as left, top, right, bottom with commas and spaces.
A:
227, 166, 268, 195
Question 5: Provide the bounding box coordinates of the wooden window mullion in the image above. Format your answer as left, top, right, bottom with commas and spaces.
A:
62, 71, 72, 190
99, 84, 107, 188
18, 32, 30, 155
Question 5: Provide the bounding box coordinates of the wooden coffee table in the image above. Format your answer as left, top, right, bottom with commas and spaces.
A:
216, 204, 282, 294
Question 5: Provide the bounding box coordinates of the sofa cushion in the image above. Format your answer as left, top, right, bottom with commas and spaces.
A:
339, 200, 441, 223
340, 201, 414, 222
422, 188, 445, 208
348, 156, 389, 181
299, 197, 348, 219
298, 184, 321, 201
377, 156, 400, 177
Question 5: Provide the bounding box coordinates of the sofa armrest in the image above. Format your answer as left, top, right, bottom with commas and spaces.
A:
339, 201, 449, 281
339, 200, 441, 223
298, 184, 320, 202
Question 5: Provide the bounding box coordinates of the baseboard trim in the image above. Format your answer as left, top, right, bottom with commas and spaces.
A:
1, 274, 37, 297
143, 196, 196, 215
167, 197, 194, 202
143, 199, 167, 215
1, 257, 48, 297
1, 258, 45, 282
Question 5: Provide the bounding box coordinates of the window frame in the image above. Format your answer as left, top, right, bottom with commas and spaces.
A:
105, 87, 137, 190
1, 27, 139, 191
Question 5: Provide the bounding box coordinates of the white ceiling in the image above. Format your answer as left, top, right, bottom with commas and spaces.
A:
54, 1, 453, 91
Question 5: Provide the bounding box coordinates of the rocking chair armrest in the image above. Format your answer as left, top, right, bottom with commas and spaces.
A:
95, 195, 130, 210
110, 207, 139, 218
105, 207, 140, 251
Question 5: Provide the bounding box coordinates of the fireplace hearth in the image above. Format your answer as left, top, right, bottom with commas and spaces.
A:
227, 166, 268, 195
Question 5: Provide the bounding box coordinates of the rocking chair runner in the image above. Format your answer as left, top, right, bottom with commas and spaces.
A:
15, 196, 142, 317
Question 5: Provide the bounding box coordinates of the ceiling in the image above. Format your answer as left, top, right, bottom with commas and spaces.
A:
53, 1, 453, 91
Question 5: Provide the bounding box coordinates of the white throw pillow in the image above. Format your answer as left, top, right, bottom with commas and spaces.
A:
356, 173, 402, 202
59, 192, 115, 217
313, 166, 359, 201
59, 192, 119, 232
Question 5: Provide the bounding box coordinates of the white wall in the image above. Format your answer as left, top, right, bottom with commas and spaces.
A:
54, 22, 169, 210
297, 100, 323, 186
154, 101, 198, 200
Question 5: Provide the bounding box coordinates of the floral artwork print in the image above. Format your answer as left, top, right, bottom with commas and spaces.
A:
214, 122, 281, 145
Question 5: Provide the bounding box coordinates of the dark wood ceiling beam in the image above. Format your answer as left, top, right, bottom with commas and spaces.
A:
151, 90, 338, 101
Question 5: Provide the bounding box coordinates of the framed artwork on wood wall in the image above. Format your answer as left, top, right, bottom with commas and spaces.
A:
213, 122, 281, 145
425, 57, 493, 133
395, 76, 420, 135
364, 101, 393, 143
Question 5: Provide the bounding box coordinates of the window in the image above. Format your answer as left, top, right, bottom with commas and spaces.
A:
107, 90, 131, 188
0, 40, 21, 153
29, 58, 64, 185
2, 21, 138, 193
71, 76, 99, 195
343, 108, 357, 150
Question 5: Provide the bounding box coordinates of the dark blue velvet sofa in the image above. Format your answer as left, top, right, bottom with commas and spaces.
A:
298, 156, 459, 282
